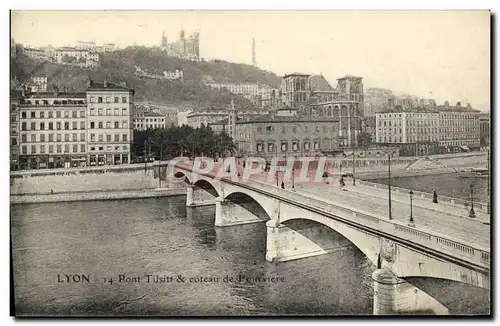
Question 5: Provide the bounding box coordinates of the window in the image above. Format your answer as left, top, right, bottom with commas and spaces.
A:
64, 144, 69, 153
56, 111, 61, 118
266, 126, 274, 132
72, 122, 77, 130
57, 144, 62, 153
57, 134, 62, 142
65, 122, 69, 130
22, 122, 26, 131
90, 122, 95, 129
123, 134, 127, 142
90, 97, 95, 103
99, 121, 103, 129
281, 142, 288, 151
99, 146, 103, 151
40, 122, 45, 130
98, 108, 103, 116
21, 112, 26, 119
106, 108, 111, 115
122, 145, 128, 150
90, 109, 95, 116
114, 134, 119, 142
40, 134, 45, 142
49, 145, 53, 153
314, 141, 320, 150
31, 134, 36, 142
98, 97, 103, 103
99, 134, 103, 142
22, 146, 27, 154
106, 134, 111, 142
72, 133, 77, 141
115, 121, 120, 129
65, 134, 69, 142
114, 108, 119, 115
31, 122, 36, 130
115, 146, 119, 150
49, 134, 54, 142
122, 108, 127, 115
122, 96, 127, 103
64, 111, 69, 118
31, 112, 36, 118
106, 121, 111, 129
21, 134, 27, 142
40, 145, 45, 154
80, 121, 85, 130
40, 111, 45, 118
80, 110, 85, 118
114, 97, 119, 103
315, 126, 319, 133
81, 144, 86, 152
73, 144, 78, 153
72, 111, 77, 118
267, 143, 274, 152
11, 138, 17, 146
91, 133, 95, 142
31, 145, 36, 154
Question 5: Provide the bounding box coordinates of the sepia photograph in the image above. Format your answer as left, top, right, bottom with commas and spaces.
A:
9, 9, 491, 317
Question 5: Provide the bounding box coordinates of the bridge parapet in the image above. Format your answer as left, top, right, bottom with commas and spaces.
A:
357, 179, 489, 214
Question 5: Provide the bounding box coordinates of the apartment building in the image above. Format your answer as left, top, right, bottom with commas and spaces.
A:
86, 80, 134, 166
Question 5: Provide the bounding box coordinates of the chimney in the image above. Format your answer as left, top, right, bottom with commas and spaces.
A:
53, 85, 59, 97
103, 76, 108, 88
87, 77, 92, 88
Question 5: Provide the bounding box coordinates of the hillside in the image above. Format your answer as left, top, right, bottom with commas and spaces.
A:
11, 46, 281, 109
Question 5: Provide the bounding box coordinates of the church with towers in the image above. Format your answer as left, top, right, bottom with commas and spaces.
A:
160, 29, 200, 62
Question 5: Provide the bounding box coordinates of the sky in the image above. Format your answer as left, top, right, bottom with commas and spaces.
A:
11, 10, 491, 111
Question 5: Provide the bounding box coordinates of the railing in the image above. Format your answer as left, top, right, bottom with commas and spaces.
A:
176, 163, 490, 271
357, 179, 488, 213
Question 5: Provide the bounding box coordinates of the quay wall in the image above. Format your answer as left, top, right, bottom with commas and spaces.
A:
10, 188, 186, 205
10, 164, 159, 195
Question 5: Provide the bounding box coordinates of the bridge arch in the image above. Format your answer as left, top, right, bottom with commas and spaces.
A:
223, 189, 278, 220
280, 213, 380, 266
173, 171, 192, 184
193, 179, 220, 198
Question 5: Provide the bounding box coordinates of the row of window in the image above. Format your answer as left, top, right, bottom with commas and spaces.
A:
89, 121, 129, 129
378, 127, 479, 135
256, 125, 336, 134
134, 118, 165, 122
89, 96, 127, 104
22, 144, 86, 155
134, 124, 163, 129
21, 133, 86, 143
20, 144, 129, 155
256, 141, 321, 153
21, 110, 86, 119
89, 108, 128, 116
21, 121, 86, 131
89, 133, 128, 142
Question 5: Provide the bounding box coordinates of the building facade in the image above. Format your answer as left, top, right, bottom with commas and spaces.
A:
479, 113, 490, 147
86, 80, 134, 166
375, 105, 480, 156
18, 88, 88, 169
10, 91, 22, 170
133, 112, 167, 131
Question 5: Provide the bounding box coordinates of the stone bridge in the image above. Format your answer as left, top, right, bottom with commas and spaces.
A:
168, 161, 490, 315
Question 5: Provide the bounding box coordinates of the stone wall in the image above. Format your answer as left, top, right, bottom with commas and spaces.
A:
10, 165, 159, 195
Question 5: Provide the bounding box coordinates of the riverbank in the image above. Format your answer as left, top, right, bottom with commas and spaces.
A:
10, 187, 186, 205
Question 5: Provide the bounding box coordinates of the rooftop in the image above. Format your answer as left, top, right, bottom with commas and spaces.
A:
337, 75, 363, 80
309, 75, 335, 92
238, 114, 340, 124
87, 80, 135, 95
283, 72, 311, 78
23, 91, 86, 99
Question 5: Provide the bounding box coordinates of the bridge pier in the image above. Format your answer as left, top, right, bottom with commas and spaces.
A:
372, 268, 449, 315
186, 184, 218, 207
215, 197, 268, 227
265, 220, 334, 262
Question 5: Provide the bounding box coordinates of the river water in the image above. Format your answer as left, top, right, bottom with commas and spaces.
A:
11, 175, 490, 316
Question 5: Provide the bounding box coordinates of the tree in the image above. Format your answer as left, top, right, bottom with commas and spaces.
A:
358, 132, 373, 148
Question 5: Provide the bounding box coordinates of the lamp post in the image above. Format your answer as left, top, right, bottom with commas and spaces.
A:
275, 143, 279, 187
388, 152, 392, 220
408, 190, 414, 226
352, 146, 356, 186
469, 184, 476, 218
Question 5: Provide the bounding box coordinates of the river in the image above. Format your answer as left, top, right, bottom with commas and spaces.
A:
11, 175, 490, 316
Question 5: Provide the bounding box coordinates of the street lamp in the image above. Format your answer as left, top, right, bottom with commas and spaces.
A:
408, 190, 414, 226
469, 184, 476, 218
